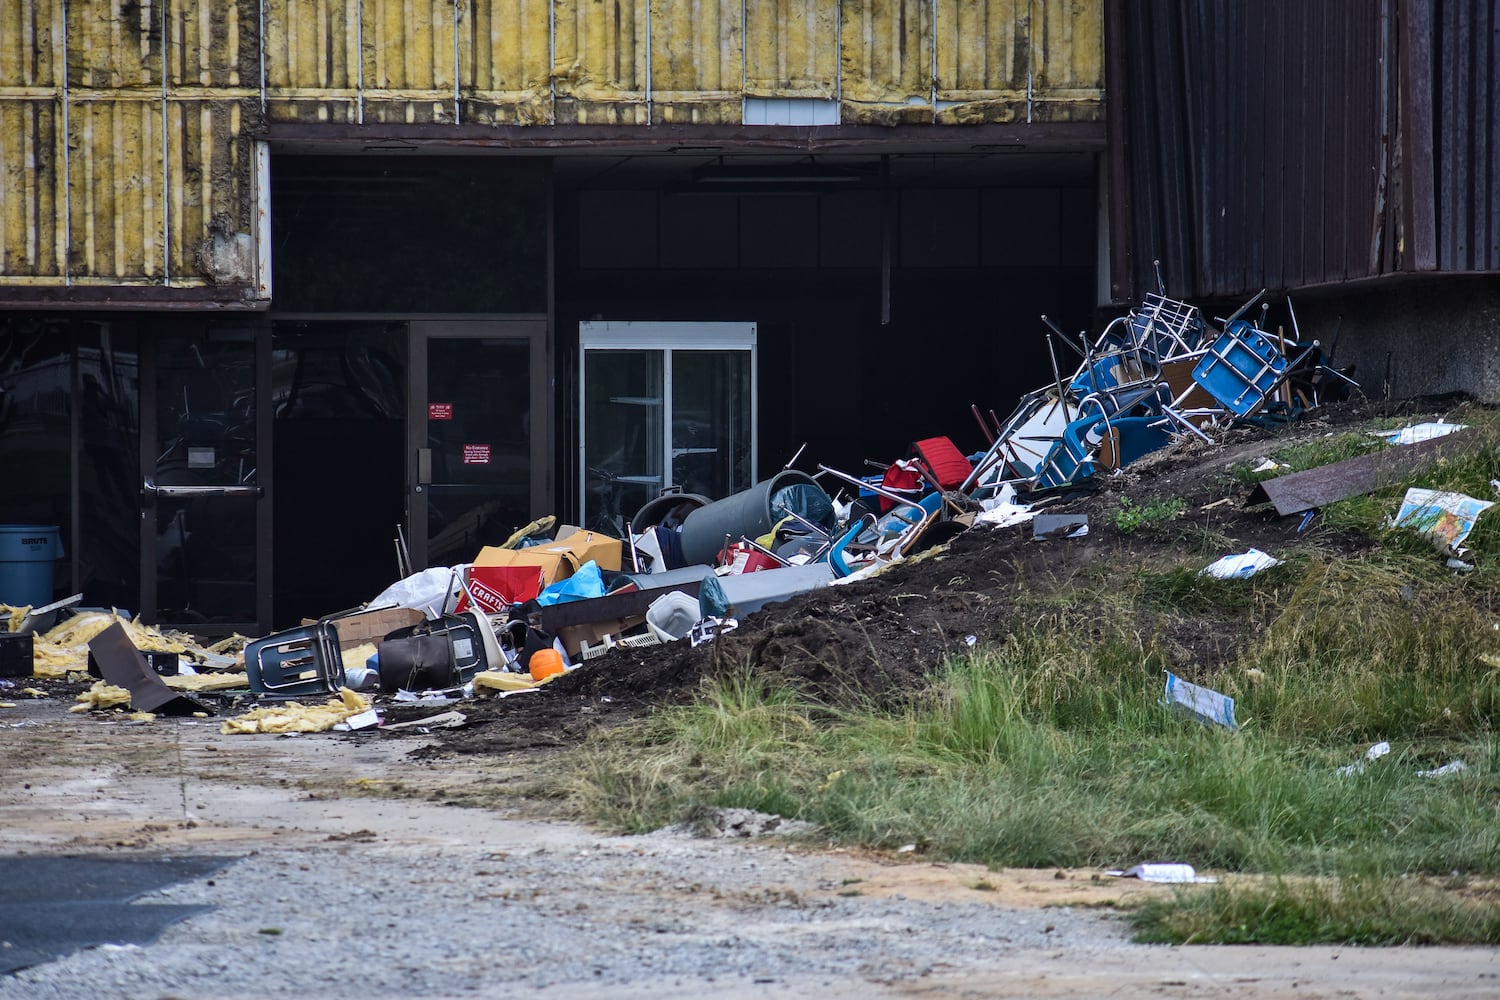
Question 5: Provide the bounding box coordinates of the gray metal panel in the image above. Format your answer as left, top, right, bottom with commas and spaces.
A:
1247, 429, 1481, 516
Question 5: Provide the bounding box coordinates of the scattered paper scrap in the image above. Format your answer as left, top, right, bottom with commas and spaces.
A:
1105, 863, 1218, 884
1163, 672, 1238, 730
1337, 741, 1391, 776
1416, 760, 1467, 778
1393, 488, 1495, 555
1200, 549, 1282, 579
382, 711, 467, 731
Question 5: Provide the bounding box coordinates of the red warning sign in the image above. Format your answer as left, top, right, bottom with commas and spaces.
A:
428, 403, 453, 420
462, 443, 491, 465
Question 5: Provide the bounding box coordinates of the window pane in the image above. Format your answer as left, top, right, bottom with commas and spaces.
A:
672, 351, 752, 499
583, 350, 664, 535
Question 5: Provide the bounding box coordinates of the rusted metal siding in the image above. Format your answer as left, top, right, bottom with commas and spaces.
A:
1108, 1, 1394, 300
1428, 0, 1500, 272
1108, 0, 1496, 303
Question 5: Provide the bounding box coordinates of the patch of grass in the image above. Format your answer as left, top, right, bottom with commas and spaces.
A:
1131, 876, 1500, 945
1114, 496, 1187, 534
567, 488, 1500, 946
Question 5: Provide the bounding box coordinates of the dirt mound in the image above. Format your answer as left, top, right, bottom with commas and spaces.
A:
433, 395, 1471, 756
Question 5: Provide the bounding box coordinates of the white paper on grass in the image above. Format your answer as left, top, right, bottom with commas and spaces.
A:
1104, 863, 1218, 884
1200, 548, 1282, 579
1417, 760, 1467, 778
1384, 422, 1466, 446
1162, 671, 1238, 730
1336, 740, 1391, 776
1392, 488, 1495, 555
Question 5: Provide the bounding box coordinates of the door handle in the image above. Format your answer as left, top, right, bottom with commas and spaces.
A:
417, 448, 432, 485
142, 479, 264, 499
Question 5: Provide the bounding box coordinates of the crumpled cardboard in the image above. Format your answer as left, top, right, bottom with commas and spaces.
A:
461, 530, 623, 611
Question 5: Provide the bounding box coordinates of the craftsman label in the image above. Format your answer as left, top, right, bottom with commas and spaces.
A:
462, 443, 491, 465
428, 403, 453, 420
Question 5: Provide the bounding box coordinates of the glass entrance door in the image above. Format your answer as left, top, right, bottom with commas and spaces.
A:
140, 326, 268, 631
409, 320, 549, 570
579, 322, 757, 535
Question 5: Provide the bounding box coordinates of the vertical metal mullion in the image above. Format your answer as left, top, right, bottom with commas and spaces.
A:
408, 323, 428, 570
453, 0, 462, 124
577, 344, 589, 527
357, 0, 365, 125
748, 331, 758, 485
161, 0, 171, 285
68, 330, 81, 597
661, 348, 673, 492
258, 0, 267, 116
255, 322, 273, 632
60, 0, 71, 285
138, 332, 158, 622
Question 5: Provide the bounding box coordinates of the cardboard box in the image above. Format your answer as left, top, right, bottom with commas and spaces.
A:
462, 530, 625, 612
304, 606, 426, 651
556, 615, 647, 658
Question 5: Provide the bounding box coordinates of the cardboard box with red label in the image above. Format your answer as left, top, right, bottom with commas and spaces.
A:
459, 530, 623, 613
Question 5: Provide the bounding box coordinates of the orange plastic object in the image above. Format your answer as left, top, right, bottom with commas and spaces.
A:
529, 648, 565, 681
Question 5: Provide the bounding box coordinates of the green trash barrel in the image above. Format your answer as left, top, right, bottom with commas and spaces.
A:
0, 525, 63, 608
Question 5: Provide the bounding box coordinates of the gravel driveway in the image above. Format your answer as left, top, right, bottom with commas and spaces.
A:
1, 699, 1495, 999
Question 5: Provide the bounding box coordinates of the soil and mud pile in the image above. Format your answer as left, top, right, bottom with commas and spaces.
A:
433, 396, 1467, 755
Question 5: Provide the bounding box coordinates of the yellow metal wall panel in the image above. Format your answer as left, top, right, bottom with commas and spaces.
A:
651, 0, 741, 123
163, 0, 251, 87
1030, 0, 1102, 120
744, 0, 837, 98
264, 0, 360, 123
68, 0, 158, 90
840, 0, 933, 124
65, 98, 157, 281
0, 0, 60, 90
936, 0, 1028, 94
468, 0, 552, 124
552, 0, 648, 124
0, 100, 61, 278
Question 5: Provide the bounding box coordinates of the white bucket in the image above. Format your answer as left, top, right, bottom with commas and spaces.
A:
646, 591, 700, 643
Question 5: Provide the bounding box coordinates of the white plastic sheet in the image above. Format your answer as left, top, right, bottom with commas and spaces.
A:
1162, 671, 1238, 730
1199, 548, 1282, 579
1384, 422, 1466, 446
